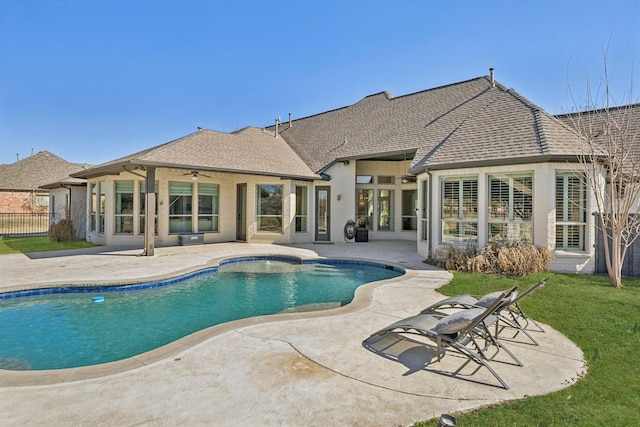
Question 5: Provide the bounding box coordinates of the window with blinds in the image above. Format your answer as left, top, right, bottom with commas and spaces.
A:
488, 173, 533, 242
555, 173, 587, 250
441, 177, 478, 245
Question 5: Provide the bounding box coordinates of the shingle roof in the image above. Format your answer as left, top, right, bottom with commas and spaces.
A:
74, 72, 628, 181
275, 74, 589, 174
0, 151, 89, 191
73, 127, 319, 180
410, 88, 586, 171
277, 76, 498, 173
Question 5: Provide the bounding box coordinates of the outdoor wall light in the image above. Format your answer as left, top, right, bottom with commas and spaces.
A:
337, 194, 342, 201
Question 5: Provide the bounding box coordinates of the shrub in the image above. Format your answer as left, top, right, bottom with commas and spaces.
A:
48, 218, 75, 243
427, 241, 553, 277
426, 244, 476, 271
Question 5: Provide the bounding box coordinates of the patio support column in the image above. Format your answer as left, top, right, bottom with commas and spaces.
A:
143, 166, 156, 256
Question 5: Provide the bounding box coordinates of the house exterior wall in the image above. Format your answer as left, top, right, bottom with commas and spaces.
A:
84, 169, 313, 248
48, 186, 87, 239
0, 190, 49, 214
417, 162, 598, 274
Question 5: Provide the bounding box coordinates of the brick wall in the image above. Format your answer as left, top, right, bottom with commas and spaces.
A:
0, 190, 50, 214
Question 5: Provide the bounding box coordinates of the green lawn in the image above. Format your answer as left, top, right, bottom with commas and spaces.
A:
0, 236, 96, 255
414, 271, 640, 426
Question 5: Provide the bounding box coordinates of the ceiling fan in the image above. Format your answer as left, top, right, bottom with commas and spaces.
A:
183, 170, 212, 180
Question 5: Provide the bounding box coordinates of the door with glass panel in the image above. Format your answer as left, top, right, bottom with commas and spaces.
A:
315, 186, 330, 241
236, 183, 247, 241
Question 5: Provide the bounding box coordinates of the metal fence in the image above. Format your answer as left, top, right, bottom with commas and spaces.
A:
0, 213, 63, 237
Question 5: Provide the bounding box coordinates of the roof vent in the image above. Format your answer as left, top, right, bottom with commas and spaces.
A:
489, 67, 495, 87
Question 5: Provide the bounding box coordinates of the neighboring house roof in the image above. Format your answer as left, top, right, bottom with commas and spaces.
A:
555, 103, 640, 178
0, 151, 89, 191
72, 127, 320, 180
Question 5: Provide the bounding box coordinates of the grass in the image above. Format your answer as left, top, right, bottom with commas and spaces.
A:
413, 271, 640, 427
0, 236, 96, 255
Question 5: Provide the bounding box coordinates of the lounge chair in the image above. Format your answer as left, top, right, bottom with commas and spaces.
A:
363, 288, 521, 389
421, 279, 547, 345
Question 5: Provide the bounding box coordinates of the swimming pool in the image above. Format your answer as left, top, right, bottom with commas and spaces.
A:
0, 257, 403, 371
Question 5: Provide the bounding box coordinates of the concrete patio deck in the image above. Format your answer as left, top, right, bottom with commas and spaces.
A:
0, 241, 585, 426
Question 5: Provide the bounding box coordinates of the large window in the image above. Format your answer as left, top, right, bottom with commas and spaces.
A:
378, 189, 394, 231
556, 172, 587, 250
114, 180, 134, 234
169, 182, 193, 233
356, 189, 373, 229
139, 181, 158, 235
441, 177, 478, 245
257, 184, 283, 232
488, 173, 533, 242
402, 189, 417, 231
295, 186, 308, 233
198, 183, 219, 232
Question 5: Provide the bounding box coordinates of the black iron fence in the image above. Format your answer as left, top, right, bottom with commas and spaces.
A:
0, 213, 63, 237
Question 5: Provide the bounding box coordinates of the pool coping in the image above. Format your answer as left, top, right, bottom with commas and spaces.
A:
0, 253, 411, 387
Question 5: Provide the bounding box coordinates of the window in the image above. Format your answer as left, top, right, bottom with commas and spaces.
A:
36, 195, 49, 207
139, 181, 158, 235
169, 182, 193, 233
356, 175, 373, 184
488, 174, 533, 242
91, 182, 106, 233
198, 183, 219, 232
98, 182, 106, 233
402, 189, 417, 231
90, 183, 97, 232
257, 184, 283, 232
356, 189, 373, 229
295, 186, 308, 232
556, 173, 587, 250
115, 180, 134, 234
378, 189, 394, 231
441, 177, 477, 245
378, 176, 395, 184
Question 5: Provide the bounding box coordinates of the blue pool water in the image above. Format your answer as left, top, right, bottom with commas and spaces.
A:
0, 258, 403, 370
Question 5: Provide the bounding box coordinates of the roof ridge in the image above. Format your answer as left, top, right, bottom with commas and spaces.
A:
269, 75, 498, 129
412, 88, 504, 170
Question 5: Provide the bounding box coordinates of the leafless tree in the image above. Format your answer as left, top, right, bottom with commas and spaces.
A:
566, 53, 640, 288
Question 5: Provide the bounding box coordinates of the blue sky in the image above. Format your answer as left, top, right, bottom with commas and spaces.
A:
1, 0, 639, 166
